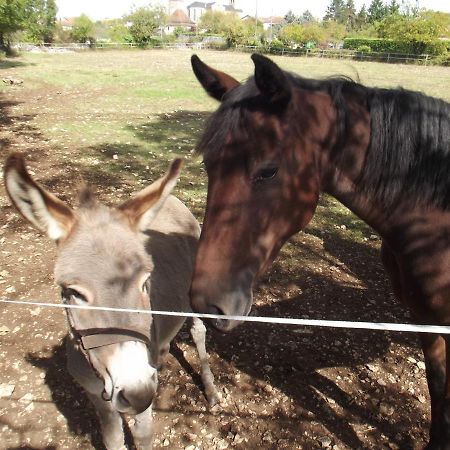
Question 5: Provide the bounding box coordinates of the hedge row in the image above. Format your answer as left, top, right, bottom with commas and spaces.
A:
343, 37, 447, 56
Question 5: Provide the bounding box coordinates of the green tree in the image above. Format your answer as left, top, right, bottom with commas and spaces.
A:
127, 5, 167, 46
388, 0, 400, 15
0, 0, 27, 53
199, 10, 234, 33
302, 23, 325, 44
278, 24, 304, 46
71, 14, 95, 43
322, 19, 347, 44
300, 10, 315, 24
106, 19, 132, 43
24, 0, 57, 43
199, 12, 261, 46
324, 0, 347, 24
420, 10, 450, 37
368, 0, 388, 23
355, 5, 368, 29
377, 12, 448, 54
53, 21, 70, 43
225, 17, 262, 47
344, 0, 357, 30
284, 10, 300, 24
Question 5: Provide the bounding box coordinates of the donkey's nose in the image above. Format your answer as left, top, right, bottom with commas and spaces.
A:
114, 383, 155, 414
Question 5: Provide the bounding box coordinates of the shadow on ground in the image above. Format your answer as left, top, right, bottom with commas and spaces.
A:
25, 338, 105, 450
0, 58, 32, 70
2, 104, 427, 449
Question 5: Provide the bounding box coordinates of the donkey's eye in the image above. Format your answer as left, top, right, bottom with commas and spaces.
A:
61, 287, 87, 305
253, 166, 278, 183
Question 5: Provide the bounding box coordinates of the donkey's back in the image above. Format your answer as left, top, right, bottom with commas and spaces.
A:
145, 195, 201, 359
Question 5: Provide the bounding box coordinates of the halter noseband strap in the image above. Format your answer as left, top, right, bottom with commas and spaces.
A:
75, 327, 151, 350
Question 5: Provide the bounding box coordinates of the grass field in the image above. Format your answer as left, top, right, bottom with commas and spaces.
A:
1, 48, 449, 224
1, 49, 449, 449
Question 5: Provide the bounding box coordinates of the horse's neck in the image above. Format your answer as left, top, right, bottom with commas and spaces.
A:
326, 172, 392, 237
320, 93, 396, 240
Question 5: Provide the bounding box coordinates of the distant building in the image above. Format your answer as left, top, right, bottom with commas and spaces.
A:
259, 16, 283, 31
59, 18, 75, 31
166, 8, 196, 33
186, 1, 243, 23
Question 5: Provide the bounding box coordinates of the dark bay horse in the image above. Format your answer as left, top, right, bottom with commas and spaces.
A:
189, 54, 450, 449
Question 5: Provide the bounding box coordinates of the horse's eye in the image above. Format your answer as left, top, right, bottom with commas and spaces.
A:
140, 274, 150, 294
61, 287, 87, 305
253, 166, 278, 183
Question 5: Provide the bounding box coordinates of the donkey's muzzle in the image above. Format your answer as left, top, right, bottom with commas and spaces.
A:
113, 376, 156, 414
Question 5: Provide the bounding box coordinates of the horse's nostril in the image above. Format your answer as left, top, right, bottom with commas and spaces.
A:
205, 305, 225, 316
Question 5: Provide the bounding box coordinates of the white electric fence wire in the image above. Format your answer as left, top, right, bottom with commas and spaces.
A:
1, 298, 450, 334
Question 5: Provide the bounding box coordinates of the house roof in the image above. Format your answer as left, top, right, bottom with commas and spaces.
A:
168, 8, 196, 25
224, 5, 242, 13
187, 2, 242, 13
260, 16, 283, 24
187, 1, 213, 8
59, 17, 75, 27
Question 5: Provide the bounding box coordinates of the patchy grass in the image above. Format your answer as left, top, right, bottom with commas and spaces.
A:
1, 47, 448, 269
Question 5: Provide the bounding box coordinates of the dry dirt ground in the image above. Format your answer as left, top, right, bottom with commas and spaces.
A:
0, 54, 432, 450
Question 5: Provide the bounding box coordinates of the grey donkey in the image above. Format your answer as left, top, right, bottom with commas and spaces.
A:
4, 154, 219, 450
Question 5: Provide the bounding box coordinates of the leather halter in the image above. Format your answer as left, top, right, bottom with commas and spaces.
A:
65, 303, 151, 362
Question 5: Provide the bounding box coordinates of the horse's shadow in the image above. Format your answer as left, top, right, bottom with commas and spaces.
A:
196, 230, 425, 449
7, 447, 56, 450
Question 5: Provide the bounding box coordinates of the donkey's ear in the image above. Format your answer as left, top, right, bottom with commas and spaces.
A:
118, 158, 183, 230
251, 54, 291, 106
191, 54, 240, 101
4, 153, 75, 241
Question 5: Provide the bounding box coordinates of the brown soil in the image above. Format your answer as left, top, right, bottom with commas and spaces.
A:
0, 76, 430, 450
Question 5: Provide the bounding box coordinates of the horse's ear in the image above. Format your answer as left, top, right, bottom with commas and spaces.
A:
251, 53, 291, 107
4, 153, 75, 242
118, 158, 183, 231
191, 54, 240, 101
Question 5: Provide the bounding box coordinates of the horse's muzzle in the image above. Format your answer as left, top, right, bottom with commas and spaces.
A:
200, 306, 243, 333
190, 285, 253, 333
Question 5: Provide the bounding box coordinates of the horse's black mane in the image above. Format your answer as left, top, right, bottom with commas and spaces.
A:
198, 71, 450, 211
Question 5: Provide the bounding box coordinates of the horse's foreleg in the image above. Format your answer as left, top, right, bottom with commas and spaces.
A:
190, 317, 220, 406
130, 404, 154, 450
86, 392, 126, 450
421, 333, 448, 449
381, 241, 449, 448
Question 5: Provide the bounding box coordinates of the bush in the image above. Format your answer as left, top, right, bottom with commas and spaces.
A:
146, 36, 164, 47
343, 37, 447, 55
268, 38, 284, 50
357, 44, 372, 53
207, 40, 228, 50
431, 53, 450, 66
